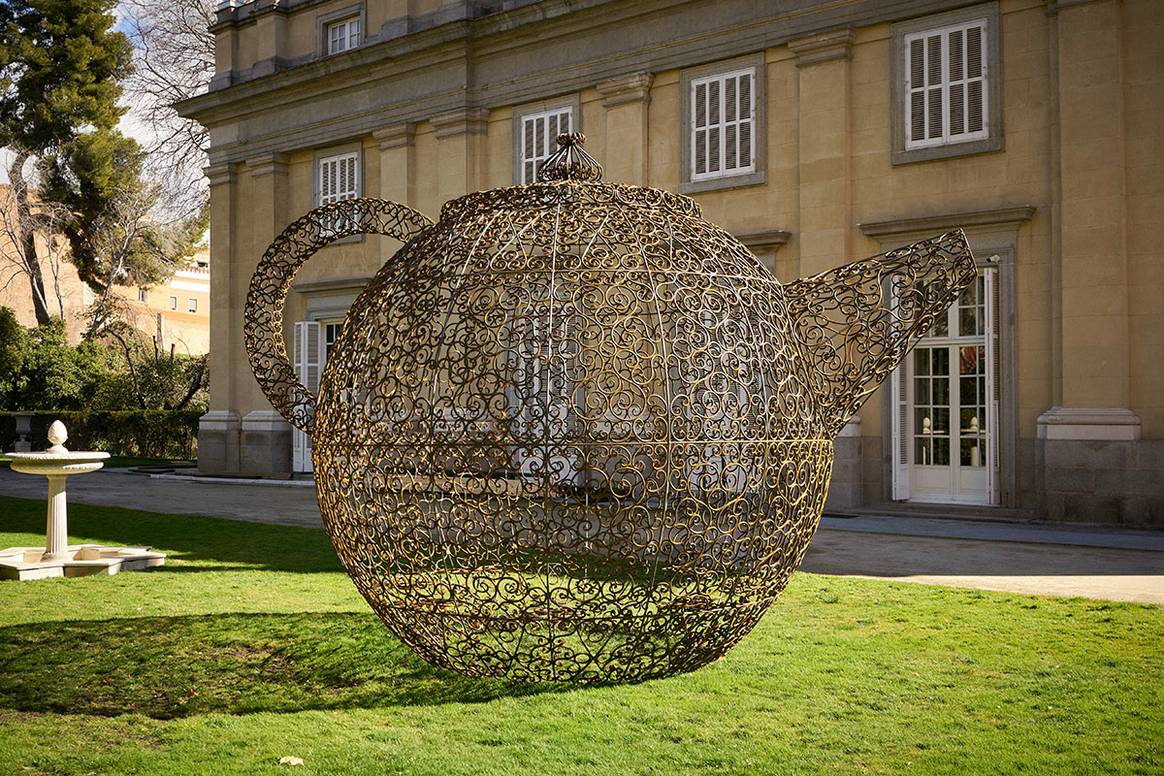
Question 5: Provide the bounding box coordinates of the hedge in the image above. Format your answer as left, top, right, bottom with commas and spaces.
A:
1, 411, 201, 460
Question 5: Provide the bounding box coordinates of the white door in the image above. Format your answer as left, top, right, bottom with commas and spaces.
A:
292, 319, 344, 474
892, 269, 999, 505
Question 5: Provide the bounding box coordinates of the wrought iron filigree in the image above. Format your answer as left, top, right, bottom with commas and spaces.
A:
244, 136, 975, 683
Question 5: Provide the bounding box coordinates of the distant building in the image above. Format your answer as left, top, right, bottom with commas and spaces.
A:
0, 184, 210, 354
179, 0, 1163, 524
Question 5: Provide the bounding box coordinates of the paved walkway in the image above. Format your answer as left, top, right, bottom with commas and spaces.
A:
1, 468, 1161, 603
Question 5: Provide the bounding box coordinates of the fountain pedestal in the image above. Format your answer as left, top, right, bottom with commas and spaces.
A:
1, 421, 165, 581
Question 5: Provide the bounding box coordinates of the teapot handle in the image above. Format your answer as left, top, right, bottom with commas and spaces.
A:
244, 198, 433, 434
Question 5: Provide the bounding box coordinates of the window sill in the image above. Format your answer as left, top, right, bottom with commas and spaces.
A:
680, 170, 766, 195
892, 135, 1003, 166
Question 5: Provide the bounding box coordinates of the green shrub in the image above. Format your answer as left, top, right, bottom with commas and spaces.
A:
1, 410, 200, 459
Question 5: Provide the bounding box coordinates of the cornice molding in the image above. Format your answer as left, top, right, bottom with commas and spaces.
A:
858, 206, 1036, 238
596, 72, 654, 108
787, 29, 854, 66
373, 122, 416, 149
430, 108, 490, 138
735, 228, 792, 253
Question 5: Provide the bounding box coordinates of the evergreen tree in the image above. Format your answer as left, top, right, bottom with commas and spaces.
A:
0, 0, 133, 323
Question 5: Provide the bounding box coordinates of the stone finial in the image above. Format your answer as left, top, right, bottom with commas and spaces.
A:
46, 420, 68, 453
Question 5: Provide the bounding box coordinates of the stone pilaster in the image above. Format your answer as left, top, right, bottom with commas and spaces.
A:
790, 29, 853, 278
1052, 0, 1130, 413
243, 152, 290, 430
199, 162, 242, 475
595, 72, 653, 185
431, 108, 489, 197
373, 122, 416, 206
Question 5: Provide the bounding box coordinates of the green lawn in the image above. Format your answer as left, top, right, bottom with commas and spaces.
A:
0, 496, 1160, 775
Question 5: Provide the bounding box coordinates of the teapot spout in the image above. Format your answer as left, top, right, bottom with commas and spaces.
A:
783, 230, 977, 437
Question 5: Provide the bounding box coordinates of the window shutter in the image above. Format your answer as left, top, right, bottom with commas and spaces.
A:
889, 281, 911, 500
904, 19, 989, 150
966, 24, 985, 133
738, 72, 753, 168
690, 69, 755, 181
693, 81, 707, 177
984, 266, 1000, 505
519, 107, 574, 183
292, 321, 320, 472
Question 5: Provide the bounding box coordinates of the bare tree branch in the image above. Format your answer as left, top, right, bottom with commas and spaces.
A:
120, 0, 215, 222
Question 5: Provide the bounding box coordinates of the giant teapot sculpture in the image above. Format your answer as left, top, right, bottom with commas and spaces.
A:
245, 134, 975, 683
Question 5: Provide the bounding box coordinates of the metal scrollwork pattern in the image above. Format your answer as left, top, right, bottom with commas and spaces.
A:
785, 230, 978, 436
244, 198, 433, 433
245, 136, 976, 683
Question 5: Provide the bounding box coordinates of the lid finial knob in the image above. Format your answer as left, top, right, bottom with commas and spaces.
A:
536, 132, 604, 183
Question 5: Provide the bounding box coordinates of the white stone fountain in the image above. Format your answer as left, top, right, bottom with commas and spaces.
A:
1, 420, 165, 581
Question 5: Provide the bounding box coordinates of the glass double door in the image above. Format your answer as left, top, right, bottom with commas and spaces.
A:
895, 270, 998, 505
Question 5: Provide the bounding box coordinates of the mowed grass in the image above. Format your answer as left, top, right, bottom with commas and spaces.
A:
0, 496, 1160, 775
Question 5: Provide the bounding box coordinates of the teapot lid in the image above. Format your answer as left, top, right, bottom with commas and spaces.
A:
439, 133, 702, 222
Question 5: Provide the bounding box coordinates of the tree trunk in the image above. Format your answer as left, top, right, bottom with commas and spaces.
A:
9, 152, 52, 325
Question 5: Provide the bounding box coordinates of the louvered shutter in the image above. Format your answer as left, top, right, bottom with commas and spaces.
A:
292, 321, 321, 473
984, 266, 1000, 505
520, 108, 572, 183
889, 281, 911, 500
690, 69, 755, 181
904, 20, 989, 150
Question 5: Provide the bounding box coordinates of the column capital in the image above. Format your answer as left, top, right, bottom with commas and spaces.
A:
373, 122, 416, 150
787, 29, 853, 67
204, 162, 237, 187
596, 72, 654, 108
431, 108, 489, 139
735, 228, 792, 255
245, 152, 289, 177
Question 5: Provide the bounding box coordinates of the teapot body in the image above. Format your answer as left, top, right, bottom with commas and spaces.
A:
311, 181, 831, 681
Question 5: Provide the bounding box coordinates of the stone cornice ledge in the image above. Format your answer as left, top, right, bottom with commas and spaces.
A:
431, 108, 490, 138
1037, 407, 1142, 441
787, 29, 854, 66
735, 228, 792, 253
859, 206, 1036, 238
596, 72, 654, 108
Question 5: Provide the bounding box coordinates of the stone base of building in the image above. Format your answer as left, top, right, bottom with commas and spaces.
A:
1036, 408, 1164, 526
240, 411, 292, 477
197, 409, 292, 477
197, 410, 241, 475
824, 419, 863, 512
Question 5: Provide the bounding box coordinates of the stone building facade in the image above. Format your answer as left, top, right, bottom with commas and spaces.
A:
179, 0, 1163, 524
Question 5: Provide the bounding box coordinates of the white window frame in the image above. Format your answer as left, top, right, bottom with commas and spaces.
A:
516, 106, 574, 184
903, 19, 990, 151
689, 67, 757, 183
169, 296, 177, 310
326, 16, 361, 55
188, 298, 198, 313
137, 288, 147, 303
